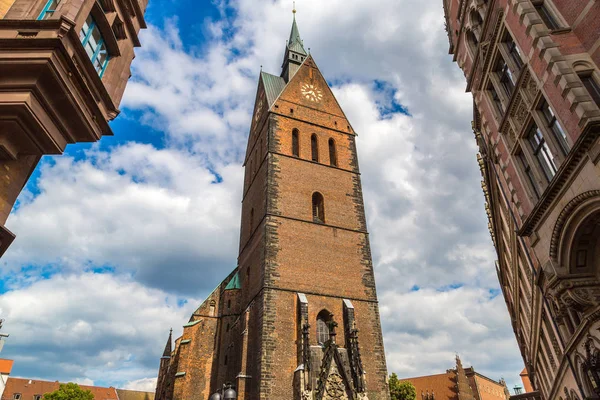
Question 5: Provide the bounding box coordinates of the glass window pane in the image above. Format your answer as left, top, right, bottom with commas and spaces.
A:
581, 75, 600, 107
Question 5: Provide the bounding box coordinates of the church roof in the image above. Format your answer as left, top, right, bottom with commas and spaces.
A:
260, 71, 287, 107
162, 329, 172, 357
287, 14, 307, 56
224, 271, 241, 290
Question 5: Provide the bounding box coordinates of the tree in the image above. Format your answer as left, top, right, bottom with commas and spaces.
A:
43, 383, 94, 400
389, 373, 416, 400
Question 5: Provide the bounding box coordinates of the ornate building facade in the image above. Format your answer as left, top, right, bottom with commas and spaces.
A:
443, 0, 600, 399
0, 0, 148, 256
155, 11, 390, 400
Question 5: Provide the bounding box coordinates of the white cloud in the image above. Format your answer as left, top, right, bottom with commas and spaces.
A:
0, 273, 198, 387
0, 0, 525, 392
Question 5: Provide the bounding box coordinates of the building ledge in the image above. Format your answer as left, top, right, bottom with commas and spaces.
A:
0, 225, 15, 258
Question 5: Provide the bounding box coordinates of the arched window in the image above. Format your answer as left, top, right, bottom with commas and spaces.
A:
312, 192, 325, 223
311, 134, 319, 162
328, 138, 337, 167
316, 310, 332, 345
209, 300, 216, 317
292, 129, 300, 157
568, 211, 600, 275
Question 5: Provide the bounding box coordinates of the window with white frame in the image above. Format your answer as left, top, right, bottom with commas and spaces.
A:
539, 100, 569, 155
527, 124, 558, 182
79, 15, 110, 77
518, 150, 540, 199
496, 57, 516, 98
37, 0, 60, 20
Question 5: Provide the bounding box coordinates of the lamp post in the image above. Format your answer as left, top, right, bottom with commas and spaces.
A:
210, 383, 237, 400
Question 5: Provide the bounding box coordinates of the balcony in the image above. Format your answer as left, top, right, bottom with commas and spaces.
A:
0, 16, 119, 161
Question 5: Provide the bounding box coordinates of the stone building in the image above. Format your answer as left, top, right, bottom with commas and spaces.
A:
0, 0, 148, 256
443, 0, 600, 399
155, 10, 390, 400
400, 356, 510, 400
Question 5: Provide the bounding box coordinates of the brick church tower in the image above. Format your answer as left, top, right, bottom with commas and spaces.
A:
155, 9, 390, 400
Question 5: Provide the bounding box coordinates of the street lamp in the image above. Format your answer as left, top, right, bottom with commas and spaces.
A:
210, 383, 237, 400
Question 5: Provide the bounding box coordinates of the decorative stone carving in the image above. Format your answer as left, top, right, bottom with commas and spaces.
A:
324, 373, 347, 400
513, 98, 529, 130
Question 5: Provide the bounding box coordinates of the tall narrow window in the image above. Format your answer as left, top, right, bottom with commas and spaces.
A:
533, 1, 559, 30
250, 208, 254, 233
292, 129, 300, 157
311, 134, 319, 162
38, 0, 60, 19
579, 73, 600, 107
540, 100, 569, 154
518, 151, 540, 199
505, 34, 523, 71
496, 58, 515, 97
488, 83, 504, 117
328, 138, 337, 167
528, 125, 558, 182
312, 192, 325, 224
80, 15, 110, 77
316, 310, 332, 345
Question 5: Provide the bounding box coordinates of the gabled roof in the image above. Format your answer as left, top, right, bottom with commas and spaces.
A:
0, 359, 13, 375
260, 72, 287, 107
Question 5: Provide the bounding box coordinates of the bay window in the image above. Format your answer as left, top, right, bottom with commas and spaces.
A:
80, 15, 110, 77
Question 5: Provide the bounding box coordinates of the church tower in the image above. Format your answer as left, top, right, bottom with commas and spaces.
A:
156, 10, 390, 400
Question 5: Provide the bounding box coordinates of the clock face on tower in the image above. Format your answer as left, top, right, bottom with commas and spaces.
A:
301, 83, 323, 103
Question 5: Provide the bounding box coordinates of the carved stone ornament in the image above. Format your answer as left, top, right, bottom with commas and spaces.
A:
302, 390, 312, 400
324, 373, 348, 400
527, 76, 538, 100
513, 98, 529, 130
357, 393, 369, 400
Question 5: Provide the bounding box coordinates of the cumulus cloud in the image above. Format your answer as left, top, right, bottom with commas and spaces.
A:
0, 273, 198, 387
0, 0, 524, 392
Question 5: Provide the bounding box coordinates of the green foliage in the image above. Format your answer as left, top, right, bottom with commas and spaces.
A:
389, 373, 417, 400
43, 383, 94, 400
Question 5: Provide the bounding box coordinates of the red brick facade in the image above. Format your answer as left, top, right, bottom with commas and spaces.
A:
155, 15, 390, 400
444, 0, 600, 399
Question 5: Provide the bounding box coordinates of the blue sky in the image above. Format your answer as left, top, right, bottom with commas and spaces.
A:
0, 0, 525, 393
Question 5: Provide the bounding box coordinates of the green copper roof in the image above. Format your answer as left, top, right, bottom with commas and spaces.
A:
288, 15, 307, 56
261, 72, 287, 107
224, 271, 241, 290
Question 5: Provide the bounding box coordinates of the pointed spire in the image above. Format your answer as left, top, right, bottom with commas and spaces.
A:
162, 328, 173, 357
287, 4, 307, 56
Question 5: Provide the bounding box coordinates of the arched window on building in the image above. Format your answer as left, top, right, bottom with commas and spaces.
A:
316, 310, 332, 345
312, 192, 325, 223
329, 138, 337, 167
292, 129, 300, 157
311, 134, 319, 162
568, 210, 600, 275
209, 300, 216, 317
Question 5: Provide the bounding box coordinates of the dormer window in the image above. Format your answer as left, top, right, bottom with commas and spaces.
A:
80, 15, 110, 77
37, 0, 60, 20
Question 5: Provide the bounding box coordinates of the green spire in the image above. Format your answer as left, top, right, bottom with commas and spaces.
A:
287, 6, 307, 56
